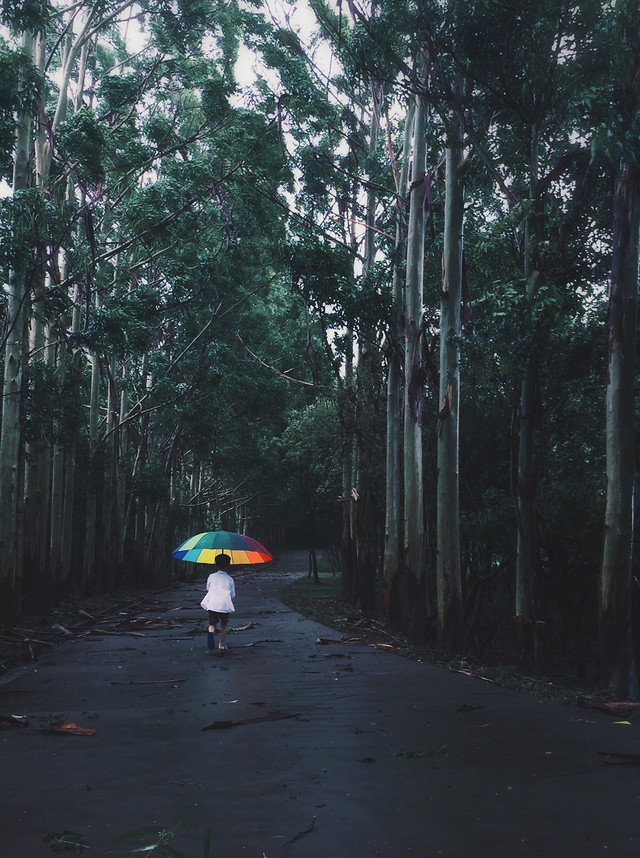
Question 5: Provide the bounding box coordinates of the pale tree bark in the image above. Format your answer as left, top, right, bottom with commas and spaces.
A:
402, 56, 429, 635
339, 183, 358, 601
22, 31, 52, 609
383, 98, 414, 626
20, 6, 95, 602
436, 126, 464, 654
601, 69, 640, 698
0, 31, 34, 617
352, 81, 382, 612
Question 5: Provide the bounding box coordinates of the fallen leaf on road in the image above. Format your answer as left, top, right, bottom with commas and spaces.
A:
52, 721, 96, 736
1, 717, 96, 736
43, 829, 88, 851
330, 665, 354, 675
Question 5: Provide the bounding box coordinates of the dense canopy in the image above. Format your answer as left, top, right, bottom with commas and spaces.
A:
0, 0, 638, 697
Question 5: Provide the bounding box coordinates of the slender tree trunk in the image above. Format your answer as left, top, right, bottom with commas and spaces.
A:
436, 134, 464, 654
82, 321, 101, 593
340, 335, 356, 600
0, 31, 34, 618
100, 360, 118, 590
352, 81, 382, 612
515, 124, 541, 671
60, 284, 82, 588
24, 32, 50, 603
402, 56, 428, 638
384, 99, 414, 628
23, 280, 52, 611
601, 152, 640, 699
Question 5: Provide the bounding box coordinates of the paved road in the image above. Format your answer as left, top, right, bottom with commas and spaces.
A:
1, 551, 639, 857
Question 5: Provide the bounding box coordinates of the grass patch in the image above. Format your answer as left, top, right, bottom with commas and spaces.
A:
281, 571, 347, 632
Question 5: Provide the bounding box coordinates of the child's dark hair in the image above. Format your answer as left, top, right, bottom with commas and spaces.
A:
215, 553, 231, 568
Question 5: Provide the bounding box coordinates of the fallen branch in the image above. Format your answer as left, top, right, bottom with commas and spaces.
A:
202, 711, 301, 730
110, 678, 187, 686
283, 816, 316, 854
450, 668, 501, 685
583, 700, 640, 715
598, 751, 640, 766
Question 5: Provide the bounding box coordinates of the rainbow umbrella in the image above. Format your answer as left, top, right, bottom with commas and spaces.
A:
172, 530, 273, 566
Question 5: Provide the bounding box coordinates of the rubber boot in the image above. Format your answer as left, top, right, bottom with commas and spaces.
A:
207, 631, 216, 650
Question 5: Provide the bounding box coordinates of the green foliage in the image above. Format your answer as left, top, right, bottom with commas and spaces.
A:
98, 73, 141, 115
0, 188, 45, 276
1, 0, 49, 32
200, 75, 232, 125
264, 399, 342, 543
115, 823, 210, 857
42, 829, 88, 853
0, 40, 41, 181
130, 457, 171, 503
57, 107, 108, 186
338, 0, 418, 88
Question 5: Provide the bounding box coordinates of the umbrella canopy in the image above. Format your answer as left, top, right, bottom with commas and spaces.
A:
172, 530, 273, 565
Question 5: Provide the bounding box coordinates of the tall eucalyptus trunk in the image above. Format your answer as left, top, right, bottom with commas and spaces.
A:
0, 31, 34, 618
23, 277, 51, 610
100, 360, 118, 590
402, 56, 428, 637
515, 123, 542, 671
352, 82, 382, 612
384, 98, 414, 627
600, 63, 640, 698
117, 361, 129, 568
82, 297, 101, 593
340, 332, 356, 600
59, 284, 82, 588
436, 124, 464, 653
22, 30, 51, 610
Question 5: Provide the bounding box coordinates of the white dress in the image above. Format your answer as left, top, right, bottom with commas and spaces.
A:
200, 571, 236, 613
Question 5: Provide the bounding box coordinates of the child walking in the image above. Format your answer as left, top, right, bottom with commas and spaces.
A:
200, 553, 235, 652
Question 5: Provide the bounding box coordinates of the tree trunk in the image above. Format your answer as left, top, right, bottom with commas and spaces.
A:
515, 124, 541, 672
352, 81, 382, 611
0, 31, 34, 619
436, 134, 464, 654
384, 98, 414, 629
402, 56, 428, 638
23, 283, 52, 612
340, 336, 356, 600
82, 327, 101, 593
601, 155, 640, 699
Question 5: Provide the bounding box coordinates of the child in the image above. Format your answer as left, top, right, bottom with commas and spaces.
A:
200, 553, 235, 652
